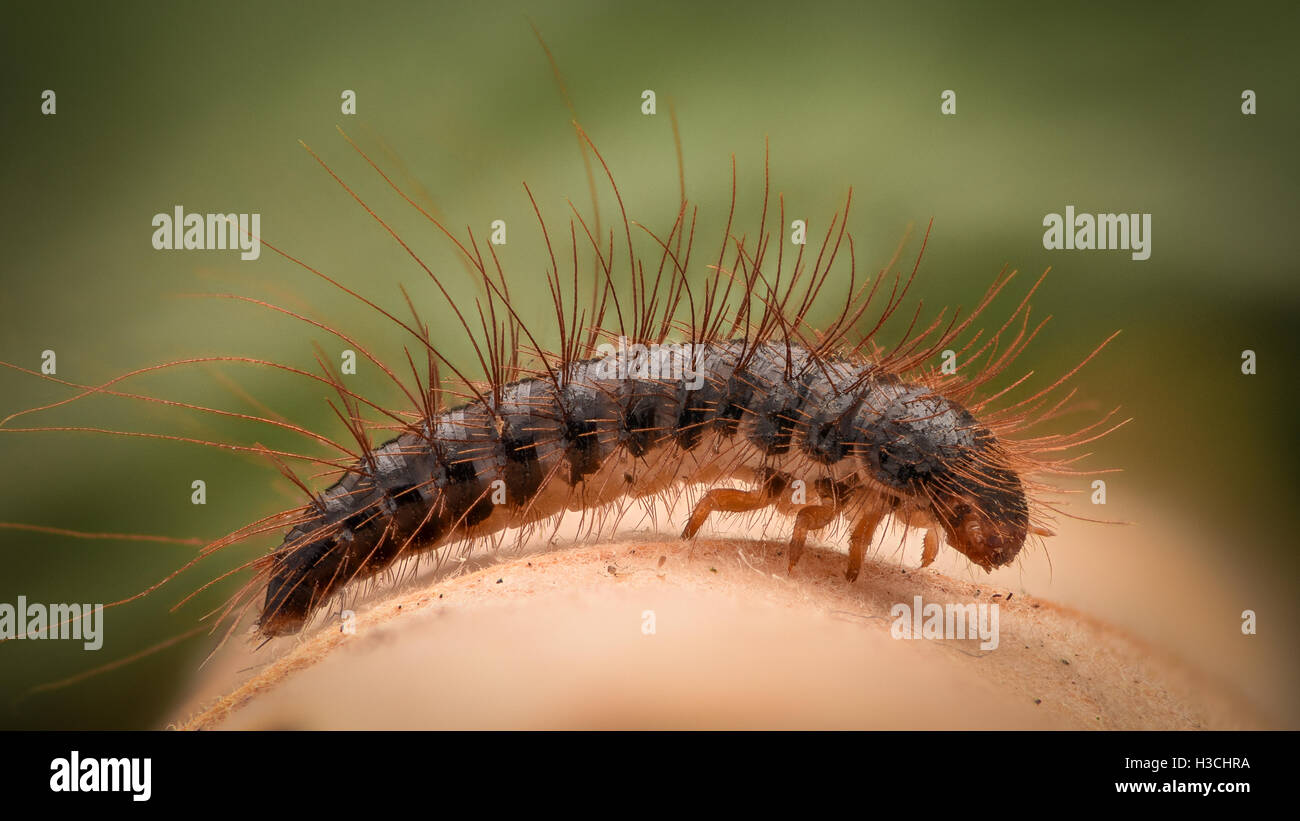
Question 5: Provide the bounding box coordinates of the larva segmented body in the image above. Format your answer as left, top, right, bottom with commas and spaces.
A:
0, 122, 1117, 653
261, 339, 1027, 636
1, 107, 1105, 645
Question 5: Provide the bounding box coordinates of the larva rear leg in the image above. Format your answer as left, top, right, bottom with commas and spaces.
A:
679, 470, 788, 539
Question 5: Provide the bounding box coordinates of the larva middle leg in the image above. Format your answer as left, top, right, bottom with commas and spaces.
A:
783, 477, 856, 571
786, 503, 839, 571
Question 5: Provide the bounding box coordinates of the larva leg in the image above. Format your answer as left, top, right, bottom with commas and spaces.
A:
846, 511, 885, 582
787, 503, 839, 571
920, 528, 940, 568
680, 488, 774, 538
680, 472, 786, 539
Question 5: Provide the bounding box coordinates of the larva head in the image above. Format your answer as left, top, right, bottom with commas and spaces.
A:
928, 464, 1030, 571
851, 386, 1032, 571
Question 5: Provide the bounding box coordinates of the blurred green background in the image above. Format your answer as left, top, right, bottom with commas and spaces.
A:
1, 0, 1296, 728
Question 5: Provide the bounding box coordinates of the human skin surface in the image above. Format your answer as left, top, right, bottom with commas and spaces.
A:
174, 512, 1269, 731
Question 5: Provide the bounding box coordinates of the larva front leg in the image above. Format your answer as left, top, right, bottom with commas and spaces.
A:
920, 528, 941, 568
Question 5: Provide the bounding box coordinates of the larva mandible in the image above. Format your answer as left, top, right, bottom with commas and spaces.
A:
181, 127, 1119, 641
